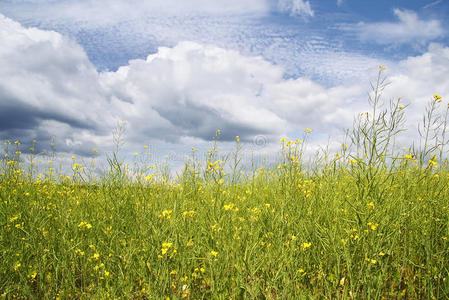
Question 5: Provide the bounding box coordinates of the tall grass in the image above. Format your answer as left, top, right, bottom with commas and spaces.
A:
1, 68, 449, 298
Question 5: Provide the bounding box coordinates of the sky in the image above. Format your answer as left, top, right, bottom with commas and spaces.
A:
1, 0, 449, 166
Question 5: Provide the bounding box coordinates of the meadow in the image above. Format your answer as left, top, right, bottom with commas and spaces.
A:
1, 69, 449, 298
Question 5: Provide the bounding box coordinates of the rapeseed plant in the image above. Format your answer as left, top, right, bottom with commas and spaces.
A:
1, 71, 449, 298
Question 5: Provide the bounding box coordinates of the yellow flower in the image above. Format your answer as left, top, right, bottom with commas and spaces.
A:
301, 242, 312, 250
9, 216, 19, 223
13, 263, 21, 271
161, 242, 173, 256
433, 94, 442, 102
210, 251, 218, 258
306, 127, 312, 133
379, 65, 387, 71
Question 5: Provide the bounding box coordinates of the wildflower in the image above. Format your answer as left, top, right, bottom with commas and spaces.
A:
9, 216, 19, 223
306, 127, 312, 133
301, 242, 312, 250
159, 210, 173, 220
235, 136, 240, 143
405, 154, 414, 160
210, 250, 218, 258
182, 211, 195, 218
145, 175, 154, 181
72, 163, 82, 171
365, 258, 377, 264
379, 65, 387, 71
14, 263, 21, 271
367, 202, 374, 208
367, 222, 378, 231
78, 221, 92, 230
223, 203, 238, 212
104, 270, 110, 277
429, 158, 438, 167
161, 242, 173, 255
433, 94, 442, 103
379, 251, 385, 256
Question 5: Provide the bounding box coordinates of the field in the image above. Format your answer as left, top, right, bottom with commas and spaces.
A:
1, 72, 449, 298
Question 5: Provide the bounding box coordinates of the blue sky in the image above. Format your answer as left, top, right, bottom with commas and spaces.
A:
0, 0, 449, 161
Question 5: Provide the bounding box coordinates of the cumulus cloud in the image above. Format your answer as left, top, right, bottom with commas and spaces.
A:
3, 13, 449, 161
99, 41, 355, 144
353, 9, 445, 45
386, 43, 449, 120
0, 14, 112, 154
0, 13, 360, 156
277, 0, 314, 17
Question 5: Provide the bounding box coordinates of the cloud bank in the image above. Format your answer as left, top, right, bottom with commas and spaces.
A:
1, 14, 449, 158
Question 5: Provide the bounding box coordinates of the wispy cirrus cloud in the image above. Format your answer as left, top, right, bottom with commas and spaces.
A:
351, 9, 445, 45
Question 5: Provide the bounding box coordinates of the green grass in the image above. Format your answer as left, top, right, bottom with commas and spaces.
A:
1, 69, 449, 298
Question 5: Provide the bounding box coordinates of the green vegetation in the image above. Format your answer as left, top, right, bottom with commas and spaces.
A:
1, 68, 449, 298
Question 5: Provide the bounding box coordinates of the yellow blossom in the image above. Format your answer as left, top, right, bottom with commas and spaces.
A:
301, 242, 312, 250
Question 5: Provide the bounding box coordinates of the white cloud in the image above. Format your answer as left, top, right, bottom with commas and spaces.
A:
354, 9, 444, 45
0, 13, 359, 156
386, 43, 449, 120
0, 14, 112, 154
3, 13, 449, 161
277, 0, 314, 17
